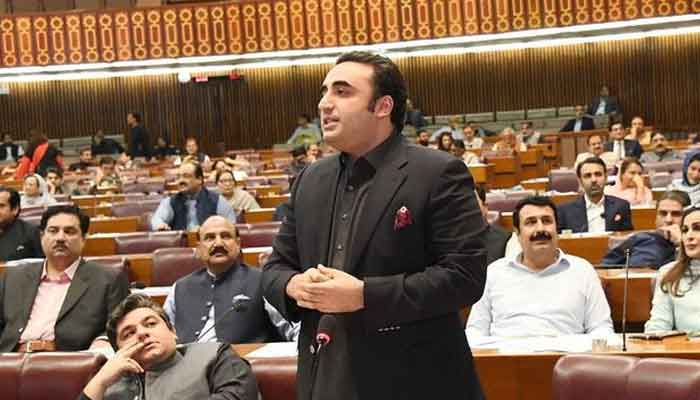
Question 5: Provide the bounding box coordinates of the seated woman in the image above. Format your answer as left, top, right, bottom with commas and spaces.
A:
436, 131, 453, 152
15, 130, 63, 179
491, 127, 527, 152
20, 173, 56, 208
215, 169, 260, 215
645, 206, 700, 333
604, 157, 653, 205
669, 149, 700, 205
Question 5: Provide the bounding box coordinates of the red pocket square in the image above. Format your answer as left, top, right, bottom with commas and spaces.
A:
394, 206, 413, 230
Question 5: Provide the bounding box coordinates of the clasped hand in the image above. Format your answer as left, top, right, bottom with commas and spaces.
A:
286, 265, 365, 313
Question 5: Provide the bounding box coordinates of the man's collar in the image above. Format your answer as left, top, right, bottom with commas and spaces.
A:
42, 257, 81, 280
584, 194, 604, 208
508, 249, 569, 273
339, 132, 399, 170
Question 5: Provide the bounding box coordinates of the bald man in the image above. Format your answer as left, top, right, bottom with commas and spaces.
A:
163, 216, 297, 344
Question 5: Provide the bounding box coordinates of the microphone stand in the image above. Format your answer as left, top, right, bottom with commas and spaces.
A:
622, 247, 630, 352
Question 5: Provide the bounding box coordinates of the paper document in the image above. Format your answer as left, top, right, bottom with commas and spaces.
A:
246, 342, 298, 358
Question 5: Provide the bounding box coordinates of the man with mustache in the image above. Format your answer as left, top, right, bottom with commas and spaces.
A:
640, 132, 682, 163
151, 162, 236, 231
466, 196, 613, 337
557, 156, 633, 233
0, 205, 129, 352
163, 216, 296, 344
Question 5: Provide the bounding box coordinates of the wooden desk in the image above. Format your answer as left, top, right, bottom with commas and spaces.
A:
88, 217, 139, 234
558, 129, 609, 167
483, 155, 521, 189
467, 164, 494, 186
244, 208, 276, 223
235, 337, 700, 400
519, 148, 544, 181
258, 194, 290, 209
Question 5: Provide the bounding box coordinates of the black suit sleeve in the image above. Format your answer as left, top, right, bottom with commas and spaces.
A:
619, 200, 634, 231
560, 120, 574, 132
556, 206, 569, 233
0, 272, 5, 338
102, 269, 130, 337
362, 159, 487, 330
207, 345, 259, 400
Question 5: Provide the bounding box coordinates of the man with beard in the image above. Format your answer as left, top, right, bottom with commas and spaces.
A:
557, 156, 633, 233
640, 132, 682, 164
466, 196, 613, 338
0, 187, 43, 261
163, 216, 296, 344
415, 129, 430, 146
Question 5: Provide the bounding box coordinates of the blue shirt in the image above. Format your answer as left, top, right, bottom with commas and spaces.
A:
151, 192, 237, 230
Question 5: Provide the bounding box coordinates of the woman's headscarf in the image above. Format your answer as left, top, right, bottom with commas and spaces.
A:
682, 148, 700, 186
21, 173, 56, 208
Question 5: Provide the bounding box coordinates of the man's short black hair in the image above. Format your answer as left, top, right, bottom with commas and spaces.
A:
336, 51, 408, 132
128, 111, 142, 123
576, 156, 607, 178
99, 156, 116, 166
586, 133, 604, 145
299, 113, 312, 122
45, 167, 63, 178
182, 161, 204, 180
452, 139, 466, 150
513, 196, 558, 232
39, 205, 90, 237
651, 131, 667, 141
658, 190, 691, 209
0, 186, 20, 212
106, 294, 173, 350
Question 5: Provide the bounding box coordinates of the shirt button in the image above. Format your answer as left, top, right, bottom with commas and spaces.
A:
347, 185, 355, 192
201, 316, 207, 322
336, 244, 344, 251
341, 213, 348, 221
18, 328, 23, 333
195, 331, 200, 336
206, 301, 213, 307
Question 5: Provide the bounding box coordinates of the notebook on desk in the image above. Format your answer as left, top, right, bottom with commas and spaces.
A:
628, 331, 684, 340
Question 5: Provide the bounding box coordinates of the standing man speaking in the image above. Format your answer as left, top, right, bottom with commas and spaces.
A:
262, 52, 487, 399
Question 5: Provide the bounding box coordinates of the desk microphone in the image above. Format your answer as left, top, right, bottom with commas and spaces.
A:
184, 294, 251, 344
310, 315, 337, 400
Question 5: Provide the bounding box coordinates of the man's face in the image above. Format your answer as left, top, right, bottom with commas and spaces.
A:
463, 126, 474, 140
682, 211, 700, 259
516, 205, 558, 256
80, 150, 92, 163
101, 162, 115, 175
688, 160, 700, 185
178, 163, 202, 193
579, 162, 606, 199
652, 134, 668, 152
575, 105, 585, 119
656, 199, 683, 229
217, 171, 235, 196
3, 134, 11, 144
588, 135, 603, 155
46, 172, 62, 188
450, 144, 465, 158
116, 307, 177, 370
600, 86, 609, 97
185, 140, 198, 156
127, 113, 136, 126
631, 117, 644, 131
307, 144, 320, 159
41, 213, 85, 263
520, 123, 531, 133
297, 116, 309, 127
23, 177, 40, 197
609, 124, 625, 141
95, 131, 104, 144
501, 130, 515, 145
318, 62, 389, 153
0, 192, 18, 228
197, 217, 240, 269
417, 131, 429, 145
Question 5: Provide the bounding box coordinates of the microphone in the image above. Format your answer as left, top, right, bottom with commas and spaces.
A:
622, 247, 631, 352
190, 294, 251, 343
310, 315, 337, 400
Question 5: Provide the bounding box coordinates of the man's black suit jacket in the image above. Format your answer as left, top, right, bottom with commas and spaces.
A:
587, 96, 621, 115
556, 195, 634, 233
560, 117, 595, 132
0, 259, 129, 351
484, 224, 511, 266
603, 139, 643, 159
263, 134, 487, 400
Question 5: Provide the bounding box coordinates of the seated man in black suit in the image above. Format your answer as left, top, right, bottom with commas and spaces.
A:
604, 122, 643, 160
0, 205, 130, 352
474, 185, 511, 266
0, 187, 43, 261
560, 105, 595, 132
587, 84, 621, 116
557, 156, 634, 233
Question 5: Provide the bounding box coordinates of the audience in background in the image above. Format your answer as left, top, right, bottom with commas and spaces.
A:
474, 185, 511, 265
0, 133, 23, 162
604, 158, 653, 206
69, 148, 94, 172
21, 174, 56, 208
669, 149, 700, 205
450, 140, 480, 165
0, 205, 129, 352
436, 131, 454, 152
152, 135, 179, 160
286, 145, 309, 177
95, 156, 122, 192
151, 162, 236, 231
415, 129, 430, 147
587, 84, 621, 116
91, 129, 124, 156
492, 127, 526, 152
560, 105, 595, 132
287, 113, 322, 146
306, 142, 322, 162
468, 120, 495, 137
404, 99, 427, 129
462, 125, 484, 150
640, 132, 682, 163
604, 122, 643, 160
15, 129, 63, 179
71, 177, 94, 196
176, 137, 211, 165
215, 169, 260, 215
602, 190, 689, 269
45, 167, 68, 195
431, 116, 464, 140
126, 111, 152, 160
0, 187, 43, 261
574, 133, 617, 169
516, 121, 542, 146
626, 116, 651, 146
645, 206, 700, 333
466, 196, 613, 338
557, 157, 633, 233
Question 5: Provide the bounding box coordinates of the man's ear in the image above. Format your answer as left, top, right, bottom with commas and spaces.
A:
373, 95, 394, 119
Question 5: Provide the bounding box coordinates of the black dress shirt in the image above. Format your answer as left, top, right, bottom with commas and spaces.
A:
0, 218, 44, 261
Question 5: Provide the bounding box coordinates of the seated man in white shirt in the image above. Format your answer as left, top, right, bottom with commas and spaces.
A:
466, 196, 614, 338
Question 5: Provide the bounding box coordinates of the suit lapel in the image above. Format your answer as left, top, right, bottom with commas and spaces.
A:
18, 264, 43, 325
604, 196, 616, 230
56, 260, 89, 323
575, 196, 588, 232
346, 142, 408, 274
310, 159, 341, 266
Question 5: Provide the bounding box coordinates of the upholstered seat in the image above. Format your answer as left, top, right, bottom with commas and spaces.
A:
151, 247, 203, 286
114, 231, 186, 254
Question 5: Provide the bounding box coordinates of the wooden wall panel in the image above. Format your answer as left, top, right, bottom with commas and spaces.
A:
2, 32, 700, 151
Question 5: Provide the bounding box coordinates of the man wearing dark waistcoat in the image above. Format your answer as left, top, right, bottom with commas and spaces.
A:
164, 216, 296, 344
0, 133, 23, 162
151, 162, 236, 231
262, 52, 487, 400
